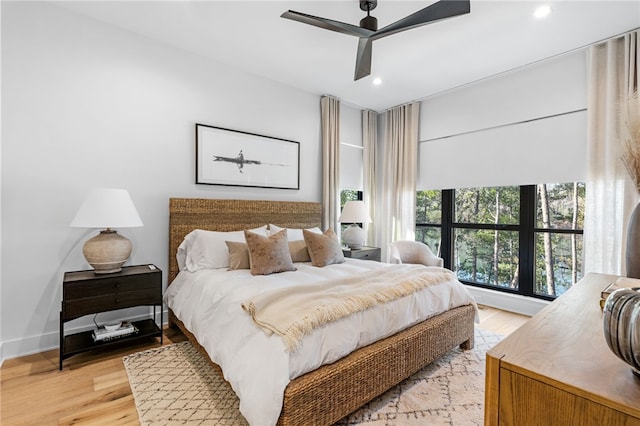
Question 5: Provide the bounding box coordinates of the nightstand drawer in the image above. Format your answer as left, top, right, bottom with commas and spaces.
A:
352, 251, 378, 261
64, 273, 159, 300
64, 288, 162, 318
343, 246, 381, 262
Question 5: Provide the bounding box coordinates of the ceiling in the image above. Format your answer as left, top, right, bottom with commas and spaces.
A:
54, 0, 640, 112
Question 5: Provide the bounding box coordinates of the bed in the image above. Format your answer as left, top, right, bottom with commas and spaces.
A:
166, 198, 476, 426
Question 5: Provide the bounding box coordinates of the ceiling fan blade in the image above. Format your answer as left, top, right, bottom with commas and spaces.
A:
354, 38, 373, 81
373, 0, 470, 40
281, 10, 375, 38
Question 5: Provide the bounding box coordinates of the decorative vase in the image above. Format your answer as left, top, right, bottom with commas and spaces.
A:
626, 203, 640, 278
603, 287, 640, 377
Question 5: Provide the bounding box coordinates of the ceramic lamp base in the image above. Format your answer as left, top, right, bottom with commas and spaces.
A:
342, 224, 365, 250
82, 229, 132, 274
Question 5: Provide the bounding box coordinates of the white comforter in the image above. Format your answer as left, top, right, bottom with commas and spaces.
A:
164, 259, 477, 426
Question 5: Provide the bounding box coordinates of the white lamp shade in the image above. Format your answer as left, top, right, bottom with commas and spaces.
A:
70, 188, 143, 229
338, 200, 372, 224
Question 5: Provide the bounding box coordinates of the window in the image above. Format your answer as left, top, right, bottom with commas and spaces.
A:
454, 186, 520, 289
534, 183, 585, 297
416, 190, 442, 256
416, 183, 585, 300
340, 189, 362, 208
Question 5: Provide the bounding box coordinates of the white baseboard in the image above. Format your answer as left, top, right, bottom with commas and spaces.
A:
465, 285, 549, 317
0, 311, 168, 365
1, 329, 61, 364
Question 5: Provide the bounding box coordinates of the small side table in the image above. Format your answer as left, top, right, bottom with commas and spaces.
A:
59, 264, 163, 370
343, 246, 381, 262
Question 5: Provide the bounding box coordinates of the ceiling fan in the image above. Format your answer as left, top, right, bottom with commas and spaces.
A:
281, 0, 471, 81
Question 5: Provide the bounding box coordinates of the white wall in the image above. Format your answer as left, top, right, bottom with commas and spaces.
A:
1, 2, 321, 362
418, 51, 587, 189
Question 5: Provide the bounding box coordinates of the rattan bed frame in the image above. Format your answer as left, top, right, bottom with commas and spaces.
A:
167, 198, 475, 426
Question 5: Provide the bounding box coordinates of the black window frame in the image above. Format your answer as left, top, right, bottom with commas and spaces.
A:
416, 185, 584, 301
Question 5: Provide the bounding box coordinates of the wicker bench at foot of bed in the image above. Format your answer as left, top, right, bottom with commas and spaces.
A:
169, 303, 475, 426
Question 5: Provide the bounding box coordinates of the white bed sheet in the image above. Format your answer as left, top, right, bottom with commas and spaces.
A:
164, 259, 477, 426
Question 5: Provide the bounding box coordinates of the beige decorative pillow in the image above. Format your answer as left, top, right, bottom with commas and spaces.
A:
225, 241, 250, 270
244, 229, 296, 275
288, 240, 311, 263
303, 228, 345, 267
230, 239, 311, 266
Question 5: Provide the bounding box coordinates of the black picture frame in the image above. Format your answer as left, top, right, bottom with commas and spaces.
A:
195, 123, 300, 190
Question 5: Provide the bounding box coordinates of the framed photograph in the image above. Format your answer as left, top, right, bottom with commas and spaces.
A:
195, 124, 300, 190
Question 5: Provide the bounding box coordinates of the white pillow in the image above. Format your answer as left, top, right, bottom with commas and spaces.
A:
268, 224, 322, 241
177, 226, 268, 271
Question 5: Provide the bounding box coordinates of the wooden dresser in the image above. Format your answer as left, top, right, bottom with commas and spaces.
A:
485, 273, 640, 426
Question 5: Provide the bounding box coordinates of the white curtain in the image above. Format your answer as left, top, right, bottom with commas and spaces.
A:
584, 30, 639, 275
380, 102, 420, 261
321, 96, 340, 232
362, 109, 378, 247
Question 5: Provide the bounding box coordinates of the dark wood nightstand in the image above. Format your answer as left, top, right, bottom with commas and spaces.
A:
59, 264, 163, 370
342, 246, 381, 262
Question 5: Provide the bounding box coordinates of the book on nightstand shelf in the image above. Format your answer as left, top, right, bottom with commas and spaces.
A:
92, 321, 138, 342
599, 277, 640, 309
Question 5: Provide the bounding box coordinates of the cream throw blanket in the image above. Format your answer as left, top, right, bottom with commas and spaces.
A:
241, 264, 456, 352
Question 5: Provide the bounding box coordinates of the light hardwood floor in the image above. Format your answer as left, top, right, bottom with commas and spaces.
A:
1, 306, 529, 425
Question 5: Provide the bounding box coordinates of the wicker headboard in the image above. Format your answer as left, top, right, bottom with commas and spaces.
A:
168, 198, 322, 283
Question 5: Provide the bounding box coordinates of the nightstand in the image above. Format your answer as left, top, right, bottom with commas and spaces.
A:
342, 246, 381, 262
59, 264, 163, 370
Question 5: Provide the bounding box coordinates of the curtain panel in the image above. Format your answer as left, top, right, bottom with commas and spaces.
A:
362, 109, 378, 247
381, 102, 420, 261
321, 96, 341, 232
585, 30, 639, 275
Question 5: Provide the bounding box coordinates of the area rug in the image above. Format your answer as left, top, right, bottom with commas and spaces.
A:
123, 328, 502, 425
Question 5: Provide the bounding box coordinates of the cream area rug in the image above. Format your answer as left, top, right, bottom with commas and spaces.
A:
123, 328, 502, 426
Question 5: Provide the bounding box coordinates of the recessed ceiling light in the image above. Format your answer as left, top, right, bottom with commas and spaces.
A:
372, 77, 382, 86
534, 5, 551, 19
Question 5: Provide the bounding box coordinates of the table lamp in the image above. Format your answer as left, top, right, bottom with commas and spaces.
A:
70, 188, 143, 274
338, 200, 372, 250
